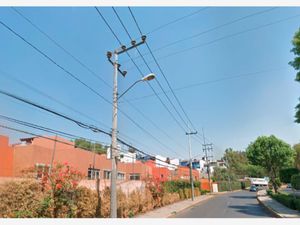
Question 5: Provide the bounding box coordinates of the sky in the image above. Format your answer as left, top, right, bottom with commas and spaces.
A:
0, 6, 300, 160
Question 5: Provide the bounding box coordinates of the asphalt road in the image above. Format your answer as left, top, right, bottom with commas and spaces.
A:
174, 190, 273, 218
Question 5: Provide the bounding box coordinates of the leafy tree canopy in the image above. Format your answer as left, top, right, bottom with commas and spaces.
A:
289, 28, 300, 123
294, 143, 300, 170
246, 135, 294, 192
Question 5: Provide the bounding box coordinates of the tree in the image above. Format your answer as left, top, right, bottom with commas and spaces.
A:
222, 148, 266, 178
245, 164, 267, 178
279, 168, 299, 184
246, 135, 294, 192
289, 28, 300, 123
223, 148, 248, 178
212, 167, 236, 182
294, 143, 300, 170
74, 139, 107, 155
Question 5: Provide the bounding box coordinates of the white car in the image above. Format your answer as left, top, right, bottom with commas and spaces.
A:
287, 183, 292, 188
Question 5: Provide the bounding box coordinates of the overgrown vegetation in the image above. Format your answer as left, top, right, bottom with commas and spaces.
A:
0, 165, 205, 218
291, 174, 300, 190
289, 28, 300, 123
279, 168, 299, 184
74, 139, 107, 155
246, 135, 295, 192
268, 191, 300, 212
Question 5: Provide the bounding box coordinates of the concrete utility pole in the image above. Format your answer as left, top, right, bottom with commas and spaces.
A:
186, 129, 197, 201
224, 155, 232, 191
110, 50, 119, 218
202, 128, 213, 193
107, 35, 152, 218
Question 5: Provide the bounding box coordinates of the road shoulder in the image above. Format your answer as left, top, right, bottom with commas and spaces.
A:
257, 190, 300, 218
135, 194, 213, 218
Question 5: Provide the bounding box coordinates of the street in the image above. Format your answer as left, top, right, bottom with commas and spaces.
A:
174, 190, 274, 218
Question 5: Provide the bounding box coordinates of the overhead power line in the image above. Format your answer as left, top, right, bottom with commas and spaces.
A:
0, 19, 177, 156
128, 7, 198, 132
8, 9, 184, 153
0, 124, 103, 152
123, 7, 276, 64
0, 89, 111, 135
144, 7, 209, 36
124, 67, 287, 102
95, 7, 187, 156
95, 7, 189, 135
0, 69, 111, 130
0, 114, 110, 146
145, 7, 277, 55
0, 89, 179, 158
11, 7, 112, 89
112, 7, 191, 133
152, 12, 300, 63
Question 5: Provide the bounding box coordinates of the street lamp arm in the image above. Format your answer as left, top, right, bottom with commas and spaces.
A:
118, 79, 142, 100
117, 73, 155, 100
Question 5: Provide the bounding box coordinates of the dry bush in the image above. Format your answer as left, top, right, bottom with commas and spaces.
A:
0, 179, 44, 218
100, 187, 111, 218
117, 189, 127, 218
162, 192, 180, 206
75, 187, 98, 218
194, 188, 200, 197
184, 188, 191, 199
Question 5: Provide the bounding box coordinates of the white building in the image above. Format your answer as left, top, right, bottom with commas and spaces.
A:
250, 177, 269, 187
155, 155, 179, 170
107, 145, 137, 163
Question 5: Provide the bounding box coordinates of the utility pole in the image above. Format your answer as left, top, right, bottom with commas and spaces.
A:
186, 129, 197, 201
49, 135, 57, 175
224, 155, 232, 191
107, 36, 146, 218
202, 128, 213, 193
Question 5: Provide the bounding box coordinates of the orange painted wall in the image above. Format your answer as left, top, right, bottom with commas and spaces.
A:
0, 136, 14, 177
200, 178, 211, 191
176, 166, 200, 181
12, 136, 150, 179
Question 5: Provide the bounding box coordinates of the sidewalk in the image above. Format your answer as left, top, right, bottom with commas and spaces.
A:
135, 194, 213, 218
257, 190, 300, 218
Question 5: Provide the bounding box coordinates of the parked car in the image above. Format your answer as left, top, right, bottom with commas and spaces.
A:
287, 183, 292, 188
249, 185, 257, 192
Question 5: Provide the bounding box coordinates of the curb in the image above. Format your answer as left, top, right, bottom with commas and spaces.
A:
167, 195, 213, 218
256, 195, 281, 218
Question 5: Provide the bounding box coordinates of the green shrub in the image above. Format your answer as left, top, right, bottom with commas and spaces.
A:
163, 180, 195, 194
291, 174, 300, 190
271, 193, 296, 210
217, 181, 241, 192
294, 199, 300, 212
201, 190, 209, 195
266, 189, 273, 195
194, 181, 200, 188
279, 168, 299, 184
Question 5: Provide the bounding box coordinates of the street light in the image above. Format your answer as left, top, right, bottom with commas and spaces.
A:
118, 73, 156, 100
109, 40, 155, 217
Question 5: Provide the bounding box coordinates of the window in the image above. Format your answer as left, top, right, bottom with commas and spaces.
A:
35, 163, 50, 179
117, 172, 125, 180
104, 170, 111, 179
88, 168, 100, 180
129, 173, 140, 180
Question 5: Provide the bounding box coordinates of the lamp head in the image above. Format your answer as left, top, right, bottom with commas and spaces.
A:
141, 73, 155, 81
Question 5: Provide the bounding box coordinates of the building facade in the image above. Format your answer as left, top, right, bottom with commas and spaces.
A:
0, 135, 203, 184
